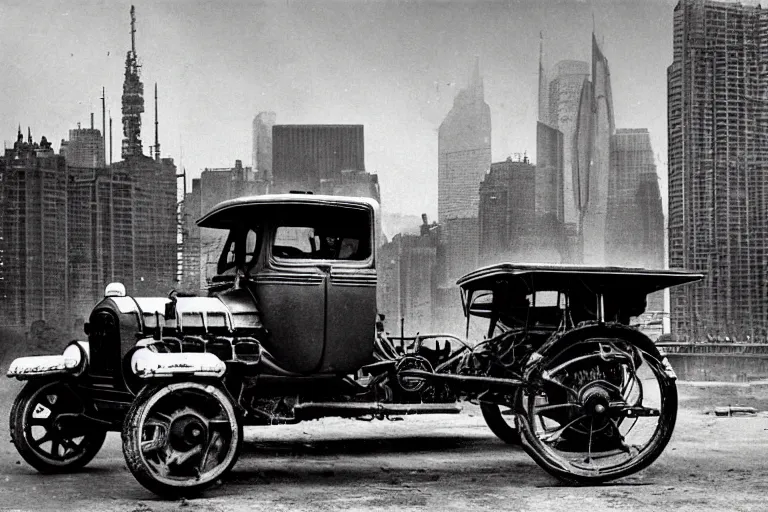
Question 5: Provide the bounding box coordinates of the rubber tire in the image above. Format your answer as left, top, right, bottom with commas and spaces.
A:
9, 380, 107, 473
480, 402, 521, 445
122, 381, 243, 498
517, 324, 677, 485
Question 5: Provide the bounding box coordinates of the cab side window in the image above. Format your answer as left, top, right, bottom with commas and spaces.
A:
216, 226, 260, 274
244, 228, 260, 269
271, 205, 372, 262
273, 226, 315, 259
217, 231, 238, 275
273, 227, 370, 261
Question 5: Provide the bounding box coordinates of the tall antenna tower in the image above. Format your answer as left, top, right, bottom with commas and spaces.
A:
154, 83, 160, 161
121, 5, 145, 159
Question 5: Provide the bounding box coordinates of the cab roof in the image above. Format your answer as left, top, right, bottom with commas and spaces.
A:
197, 193, 380, 229
457, 262, 703, 297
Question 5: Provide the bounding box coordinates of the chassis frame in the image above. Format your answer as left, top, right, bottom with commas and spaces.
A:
6, 194, 703, 496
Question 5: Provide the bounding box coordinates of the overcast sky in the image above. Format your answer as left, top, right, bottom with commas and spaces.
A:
0, 0, 676, 217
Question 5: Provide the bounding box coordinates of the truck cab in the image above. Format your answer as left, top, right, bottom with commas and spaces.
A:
198, 193, 380, 374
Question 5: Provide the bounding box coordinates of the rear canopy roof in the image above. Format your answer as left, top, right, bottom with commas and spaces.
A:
457, 262, 703, 297
197, 193, 379, 229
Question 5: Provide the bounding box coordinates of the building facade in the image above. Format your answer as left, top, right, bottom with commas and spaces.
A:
62, 120, 105, 169
0, 131, 69, 330
478, 158, 536, 265
535, 121, 566, 261
68, 165, 136, 321
272, 124, 367, 194
606, 129, 664, 268
377, 217, 438, 335
540, 59, 590, 235
320, 169, 380, 202
101, 155, 178, 298
668, 0, 768, 340
252, 111, 275, 183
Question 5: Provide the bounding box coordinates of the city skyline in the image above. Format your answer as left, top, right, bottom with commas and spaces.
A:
1, 0, 675, 217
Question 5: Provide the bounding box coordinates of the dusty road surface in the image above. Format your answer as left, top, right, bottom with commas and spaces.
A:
1, 378, 768, 512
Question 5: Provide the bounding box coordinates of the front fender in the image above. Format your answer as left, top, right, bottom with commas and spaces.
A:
6, 341, 89, 380
129, 347, 226, 379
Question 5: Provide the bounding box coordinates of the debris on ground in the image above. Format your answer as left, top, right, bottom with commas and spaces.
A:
713, 405, 758, 416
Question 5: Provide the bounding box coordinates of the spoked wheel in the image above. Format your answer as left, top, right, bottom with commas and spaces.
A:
517, 325, 677, 484
122, 381, 242, 497
480, 401, 520, 444
9, 380, 107, 473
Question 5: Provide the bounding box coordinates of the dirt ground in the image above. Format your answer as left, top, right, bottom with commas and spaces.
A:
1, 374, 768, 512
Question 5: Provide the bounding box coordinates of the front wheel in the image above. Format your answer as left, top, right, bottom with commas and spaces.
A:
122, 381, 243, 497
9, 379, 107, 473
517, 325, 677, 484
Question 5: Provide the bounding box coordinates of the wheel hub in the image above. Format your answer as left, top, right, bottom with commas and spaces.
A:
169, 413, 207, 451
579, 383, 612, 418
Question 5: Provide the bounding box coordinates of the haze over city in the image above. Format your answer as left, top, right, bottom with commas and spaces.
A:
1, 0, 675, 216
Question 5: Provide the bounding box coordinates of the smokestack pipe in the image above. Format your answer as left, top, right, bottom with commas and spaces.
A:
90, 113, 94, 130
109, 113, 113, 165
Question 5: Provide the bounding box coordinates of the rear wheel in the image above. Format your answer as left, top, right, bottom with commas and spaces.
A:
517, 325, 677, 484
122, 381, 242, 497
480, 402, 520, 444
9, 380, 107, 473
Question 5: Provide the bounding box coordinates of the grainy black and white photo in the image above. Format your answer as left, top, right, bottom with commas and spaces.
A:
1, 1, 767, 510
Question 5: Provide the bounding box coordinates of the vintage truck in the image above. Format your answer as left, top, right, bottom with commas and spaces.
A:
6, 193, 703, 496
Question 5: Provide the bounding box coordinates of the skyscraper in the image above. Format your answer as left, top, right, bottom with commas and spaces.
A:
105, 157, 178, 297
537, 38, 595, 263
0, 131, 68, 329
62, 117, 105, 169
252, 111, 275, 183
271, 124, 368, 195
537, 35, 615, 264
546, 60, 590, 233
535, 121, 565, 259
437, 58, 491, 280
606, 129, 664, 269
68, 165, 136, 320
668, 0, 768, 340
573, 34, 615, 265
478, 158, 536, 265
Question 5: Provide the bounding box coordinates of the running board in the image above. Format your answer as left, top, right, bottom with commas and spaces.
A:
294, 402, 462, 420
